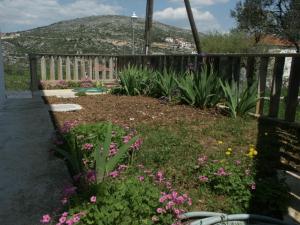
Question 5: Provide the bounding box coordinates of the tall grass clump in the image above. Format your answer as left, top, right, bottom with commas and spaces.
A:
175, 66, 221, 108
154, 70, 177, 101
112, 65, 155, 96
220, 80, 258, 118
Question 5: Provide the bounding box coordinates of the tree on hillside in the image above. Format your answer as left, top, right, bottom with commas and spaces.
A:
231, 0, 300, 52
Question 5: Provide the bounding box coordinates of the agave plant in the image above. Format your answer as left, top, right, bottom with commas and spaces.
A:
93, 122, 138, 183
155, 70, 177, 101
175, 66, 221, 108
220, 80, 258, 118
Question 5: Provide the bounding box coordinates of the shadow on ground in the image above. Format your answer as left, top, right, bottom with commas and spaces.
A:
250, 117, 300, 223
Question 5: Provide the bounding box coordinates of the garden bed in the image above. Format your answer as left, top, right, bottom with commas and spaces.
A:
41, 94, 292, 225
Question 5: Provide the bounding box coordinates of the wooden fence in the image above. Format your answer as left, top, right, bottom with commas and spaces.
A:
29, 53, 300, 123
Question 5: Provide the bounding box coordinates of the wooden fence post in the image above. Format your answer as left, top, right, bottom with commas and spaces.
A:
74, 57, 78, 80
246, 56, 255, 86
269, 56, 285, 118
66, 56, 71, 80
58, 56, 63, 80
40, 56, 46, 81
50, 56, 55, 80
29, 55, 39, 92
285, 56, 300, 122
256, 57, 269, 115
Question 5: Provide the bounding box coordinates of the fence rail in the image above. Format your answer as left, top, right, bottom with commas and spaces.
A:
29, 53, 300, 123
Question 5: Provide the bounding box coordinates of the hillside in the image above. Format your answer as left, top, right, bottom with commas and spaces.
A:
2, 15, 196, 60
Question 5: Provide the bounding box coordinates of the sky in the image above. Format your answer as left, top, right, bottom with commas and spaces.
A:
0, 0, 239, 33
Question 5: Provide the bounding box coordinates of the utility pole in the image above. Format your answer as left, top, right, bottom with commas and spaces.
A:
184, 0, 202, 54
144, 0, 154, 55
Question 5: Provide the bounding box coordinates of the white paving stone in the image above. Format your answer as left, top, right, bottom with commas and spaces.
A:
49, 103, 82, 112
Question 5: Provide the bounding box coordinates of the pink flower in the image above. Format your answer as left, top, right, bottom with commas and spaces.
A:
82, 143, 93, 151
235, 160, 241, 165
166, 201, 175, 210
159, 195, 167, 203
117, 164, 128, 171
197, 155, 208, 165
199, 175, 209, 182
90, 196, 97, 203
66, 219, 74, 225
61, 197, 68, 205
62, 212, 68, 217
188, 198, 192, 206
156, 208, 166, 214
73, 215, 80, 223
109, 142, 118, 157
214, 167, 228, 176
109, 170, 119, 178
123, 135, 132, 144
132, 138, 143, 150
59, 216, 67, 223
86, 170, 96, 183
156, 171, 164, 182
40, 214, 51, 224
60, 120, 78, 134
63, 185, 77, 197
251, 183, 256, 190
137, 164, 144, 169
73, 173, 82, 182
138, 176, 145, 181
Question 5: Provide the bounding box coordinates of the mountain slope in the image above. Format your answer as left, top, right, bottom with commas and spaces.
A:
2, 15, 196, 57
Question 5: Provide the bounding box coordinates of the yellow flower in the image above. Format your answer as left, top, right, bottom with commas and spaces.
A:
218, 141, 223, 144
253, 150, 258, 155
227, 148, 232, 152
225, 151, 231, 156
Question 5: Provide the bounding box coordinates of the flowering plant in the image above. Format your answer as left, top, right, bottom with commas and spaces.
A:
196, 154, 255, 211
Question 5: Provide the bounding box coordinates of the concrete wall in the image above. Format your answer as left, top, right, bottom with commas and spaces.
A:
0, 39, 6, 105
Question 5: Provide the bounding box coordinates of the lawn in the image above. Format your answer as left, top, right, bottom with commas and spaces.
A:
43, 94, 291, 224
5, 73, 30, 90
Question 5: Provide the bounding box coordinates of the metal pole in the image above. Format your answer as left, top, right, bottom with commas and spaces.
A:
0, 36, 6, 105
131, 12, 138, 55
144, 0, 154, 55
184, 0, 202, 54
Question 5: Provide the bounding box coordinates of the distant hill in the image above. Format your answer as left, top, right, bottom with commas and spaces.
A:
2, 15, 197, 60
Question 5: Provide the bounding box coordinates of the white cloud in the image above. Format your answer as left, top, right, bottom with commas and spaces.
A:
168, 0, 229, 6
154, 7, 220, 31
0, 0, 121, 31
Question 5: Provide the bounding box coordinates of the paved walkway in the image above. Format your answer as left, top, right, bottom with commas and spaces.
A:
0, 96, 69, 225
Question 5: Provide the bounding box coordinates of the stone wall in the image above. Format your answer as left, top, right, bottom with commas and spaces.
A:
0, 39, 6, 105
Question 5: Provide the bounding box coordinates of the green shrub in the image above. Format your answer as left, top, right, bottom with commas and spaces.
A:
220, 80, 258, 118
175, 66, 221, 108
70, 177, 174, 225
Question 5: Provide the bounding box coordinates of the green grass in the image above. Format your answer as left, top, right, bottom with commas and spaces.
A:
130, 115, 290, 215
4, 74, 30, 91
